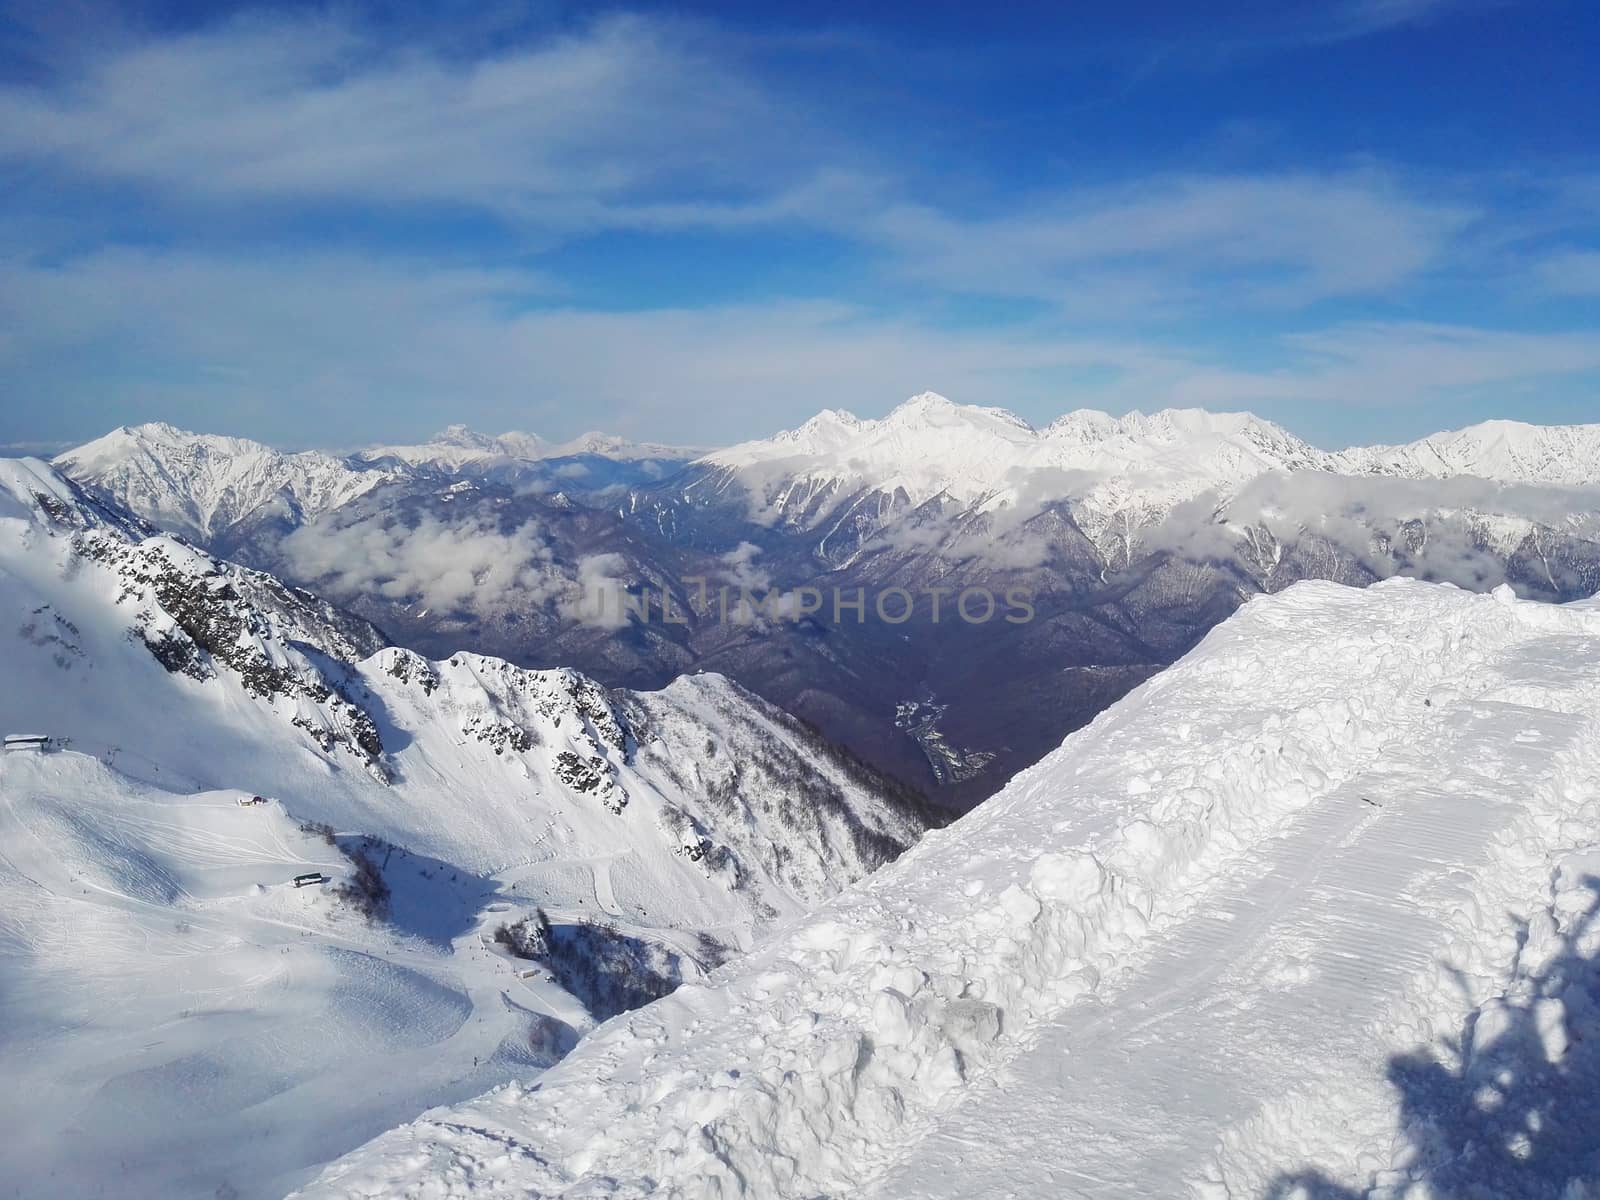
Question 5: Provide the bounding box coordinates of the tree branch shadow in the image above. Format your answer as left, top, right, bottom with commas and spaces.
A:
1265, 874, 1600, 1199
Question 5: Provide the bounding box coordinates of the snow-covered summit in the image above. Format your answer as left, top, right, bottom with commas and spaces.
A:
1337, 417, 1600, 486
552, 430, 705, 462
697, 393, 1332, 532
55, 421, 395, 543
354, 425, 552, 470
295, 577, 1600, 1199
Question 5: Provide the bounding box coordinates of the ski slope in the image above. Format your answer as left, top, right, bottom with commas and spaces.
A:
0, 751, 554, 1200
297, 578, 1600, 1199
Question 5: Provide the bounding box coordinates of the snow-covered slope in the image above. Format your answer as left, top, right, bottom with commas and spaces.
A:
55, 422, 397, 544
297, 577, 1600, 1199
0, 459, 927, 1199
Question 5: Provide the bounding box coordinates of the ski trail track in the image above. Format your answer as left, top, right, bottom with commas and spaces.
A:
874, 676, 1588, 1197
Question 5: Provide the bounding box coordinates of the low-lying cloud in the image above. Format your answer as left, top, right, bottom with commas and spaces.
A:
281, 512, 578, 618
1146, 471, 1600, 594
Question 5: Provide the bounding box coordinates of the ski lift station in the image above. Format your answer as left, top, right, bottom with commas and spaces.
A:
3, 734, 53, 753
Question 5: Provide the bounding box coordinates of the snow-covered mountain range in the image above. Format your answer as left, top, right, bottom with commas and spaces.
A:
354, 424, 701, 474
0, 458, 928, 1199
698, 393, 1335, 538
62, 400, 1600, 563
695, 392, 1600, 561
712, 392, 1600, 491
56, 421, 702, 558
49, 399, 1600, 813
294, 577, 1600, 1200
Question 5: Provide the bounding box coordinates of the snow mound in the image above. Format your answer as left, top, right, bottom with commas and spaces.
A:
297, 577, 1600, 1199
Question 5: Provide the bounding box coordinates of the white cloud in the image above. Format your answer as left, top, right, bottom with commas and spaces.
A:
559, 553, 634, 630
279, 513, 642, 629
718, 542, 771, 592
280, 512, 564, 615
0, 245, 1184, 444
0, 11, 848, 234
1318, 0, 1468, 40
1147, 470, 1600, 592
0, 6, 1511, 322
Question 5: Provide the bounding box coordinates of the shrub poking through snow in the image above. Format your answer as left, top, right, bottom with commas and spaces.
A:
494, 909, 686, 1021
493, 912, 553, 960
331, 837, 391, 920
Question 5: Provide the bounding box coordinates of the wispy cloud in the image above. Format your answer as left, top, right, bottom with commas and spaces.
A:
5, 245, 1598, 449
0, 439, 70, 456
0, 244, 1164, 444
0, 10, 849, 234
1316, 0, 1470, 41
0, 2, 1593, 450
869, 170, 1476, 310
1159, 322, 1600, 413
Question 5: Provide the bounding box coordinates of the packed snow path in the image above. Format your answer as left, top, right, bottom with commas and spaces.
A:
877, 695, 1577, 1197
296, 580, 1600, 1200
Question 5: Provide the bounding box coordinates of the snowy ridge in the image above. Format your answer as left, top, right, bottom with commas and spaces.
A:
0, 454, 149, 536
1339, 418, 1600, 486
354, 425, 700, 471
55, 422, 397, 543
357, 424, 553, 469
295, 577, 1600, 1199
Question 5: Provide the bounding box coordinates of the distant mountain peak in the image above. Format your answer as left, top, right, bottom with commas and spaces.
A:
54, 424, 394, 543
884, 391, 1036, 434
428, 423, 504, 449
704, 394, 1330, 524
1335, 417, 1600, 486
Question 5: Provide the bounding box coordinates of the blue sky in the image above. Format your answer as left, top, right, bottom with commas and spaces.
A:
0, 0, 1596, 451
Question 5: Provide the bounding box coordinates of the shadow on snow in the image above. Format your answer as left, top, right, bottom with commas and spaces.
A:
1265, 876, 1600, 1199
